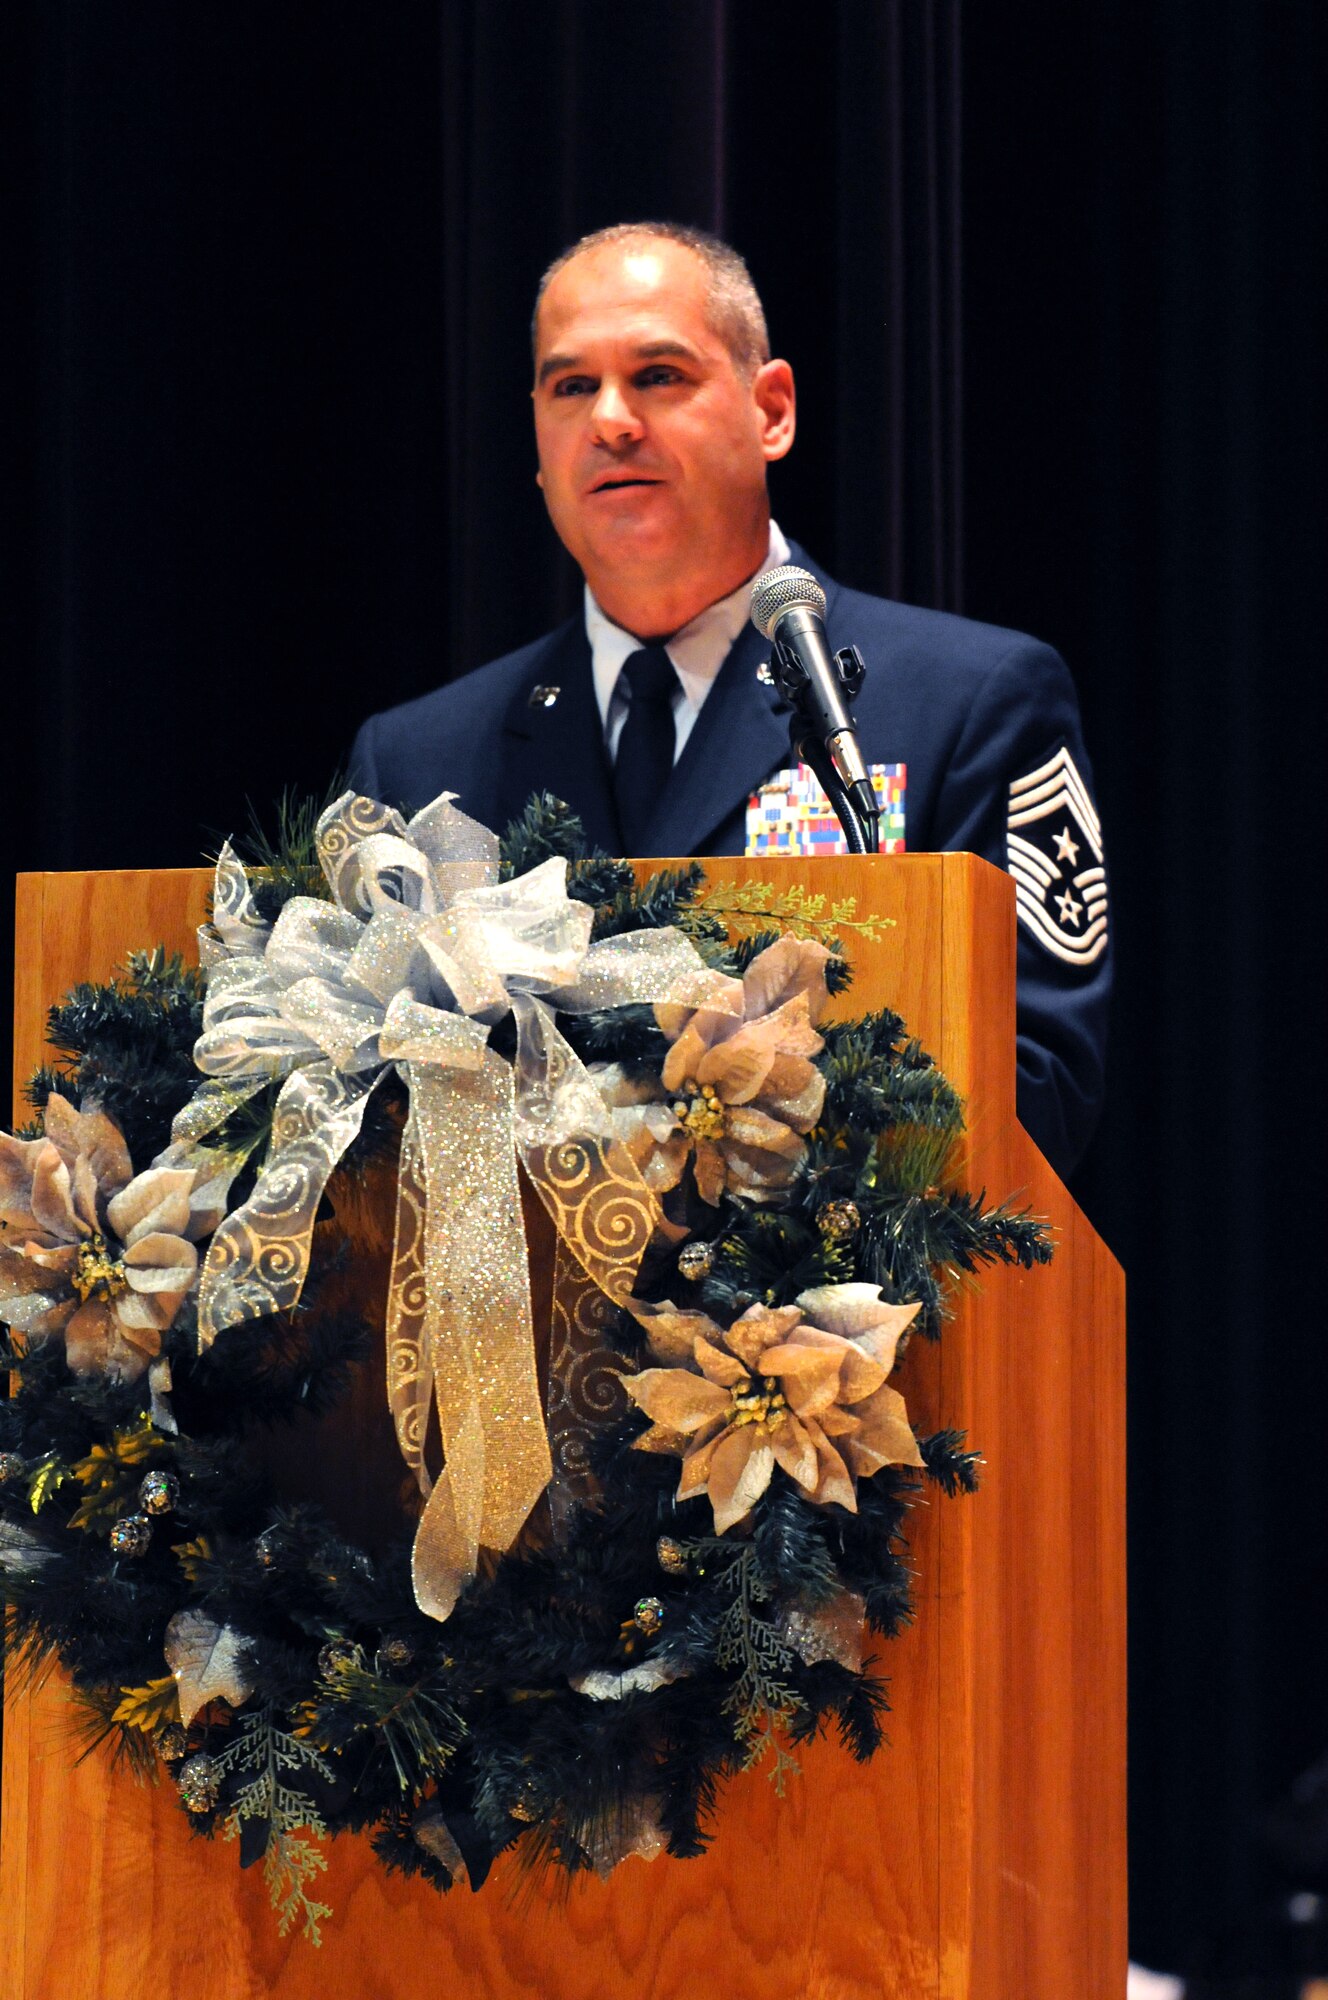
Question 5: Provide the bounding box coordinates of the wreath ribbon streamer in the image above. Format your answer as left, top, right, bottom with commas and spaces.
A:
171, 791, 741, 1619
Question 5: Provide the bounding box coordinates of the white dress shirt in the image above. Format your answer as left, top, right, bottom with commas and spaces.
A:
586, 520, 792, 764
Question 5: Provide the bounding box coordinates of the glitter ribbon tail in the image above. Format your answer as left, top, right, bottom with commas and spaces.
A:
403, 1057, 551, 1622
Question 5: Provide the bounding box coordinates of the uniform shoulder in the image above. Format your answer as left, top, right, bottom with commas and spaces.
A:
829, 580, 1062, 686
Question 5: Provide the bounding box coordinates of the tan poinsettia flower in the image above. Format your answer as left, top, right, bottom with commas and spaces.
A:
623, 1283, 924, 1534
0, 1094, 221, 1383
594, 934, 833, 1207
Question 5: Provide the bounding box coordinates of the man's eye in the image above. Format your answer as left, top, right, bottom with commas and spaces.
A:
637, 366, 682, 388
552, 377, 595, 398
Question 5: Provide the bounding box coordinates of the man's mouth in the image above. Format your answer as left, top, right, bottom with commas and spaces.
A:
590, 475, 663, 494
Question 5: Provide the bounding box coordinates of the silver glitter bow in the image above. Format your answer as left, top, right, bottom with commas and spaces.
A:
174, 790, 740, 1620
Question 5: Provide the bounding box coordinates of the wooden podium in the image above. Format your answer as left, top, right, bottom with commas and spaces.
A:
2, 853, 1125, 2000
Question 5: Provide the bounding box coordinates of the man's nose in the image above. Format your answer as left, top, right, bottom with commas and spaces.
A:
589, 380, 644, 446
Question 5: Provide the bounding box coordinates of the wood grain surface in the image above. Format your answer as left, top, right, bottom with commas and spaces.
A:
2, 855, 1126, 2000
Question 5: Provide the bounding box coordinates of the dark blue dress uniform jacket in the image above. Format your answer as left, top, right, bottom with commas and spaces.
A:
348, 543, 1110, 1179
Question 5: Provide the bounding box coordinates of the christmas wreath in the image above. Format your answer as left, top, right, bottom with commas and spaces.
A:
0, 790, 1050, 1944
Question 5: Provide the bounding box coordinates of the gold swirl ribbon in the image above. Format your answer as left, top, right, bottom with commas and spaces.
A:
174, 789, 742, 1620
545, 1240, 634, 1530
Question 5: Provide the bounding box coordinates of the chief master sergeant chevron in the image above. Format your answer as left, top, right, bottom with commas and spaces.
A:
348, 222, 1110, 1179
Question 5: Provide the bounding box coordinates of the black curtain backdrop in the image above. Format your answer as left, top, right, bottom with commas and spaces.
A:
3, 0, 962, 887
5, 1, 1326, 1977
965, 4, 1328, 1975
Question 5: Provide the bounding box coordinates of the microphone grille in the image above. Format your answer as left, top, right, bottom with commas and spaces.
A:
749, 565, 828, 640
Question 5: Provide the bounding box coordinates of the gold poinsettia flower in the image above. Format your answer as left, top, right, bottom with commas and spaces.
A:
0, 1094, 220, 1383
594, 934, 833, 1207
623, 1283, 924, 1534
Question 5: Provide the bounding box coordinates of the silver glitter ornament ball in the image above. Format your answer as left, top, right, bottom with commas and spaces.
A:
633, 1596, 665, 1637
139, 1469, 180, 1516
817, 1198, 861, 1240
109, 1514, 152, 1559
177, 1752, 220, 1814
254, 1528, 281, 1568
656, 1536, 688, 1575
155, 1722, 189, 1763
0, 1452, 25, 1485
676, 1239, 716, 1283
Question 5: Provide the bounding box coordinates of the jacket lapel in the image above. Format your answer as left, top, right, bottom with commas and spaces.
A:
639, 542, 842, 859
496, 621, 622, 854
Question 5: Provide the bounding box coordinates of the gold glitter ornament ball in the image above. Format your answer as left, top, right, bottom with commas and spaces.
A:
318, 1637, 359, 1678
817, 1198, 861, 1240
633, 1596, 665, 1637
109, 1514, 152, 1558
177, 1752, 220, 1814
676, 1239, 716, 1283
509, 1788, 540, 1823
378, 1635, 415, 1670
656, 1536, 688, 1574
139, 1469, 180, 1515
155, 1722, 189, 1763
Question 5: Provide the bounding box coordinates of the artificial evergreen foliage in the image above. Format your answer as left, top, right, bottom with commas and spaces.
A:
499, 791, 603, 882
29, 949, 205, 1162
229, 786, 344, 921
918, 1429, 984, 1497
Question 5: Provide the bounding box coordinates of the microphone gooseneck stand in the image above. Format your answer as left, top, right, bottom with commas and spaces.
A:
793, 727, 879, 855
769, 635, 881, 855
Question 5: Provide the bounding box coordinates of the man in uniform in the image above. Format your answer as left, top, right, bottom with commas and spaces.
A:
348, 222, 1110, 1177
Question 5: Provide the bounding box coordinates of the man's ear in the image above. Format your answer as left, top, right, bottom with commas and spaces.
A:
753, 359, 796, 463
535, 468, 544, 489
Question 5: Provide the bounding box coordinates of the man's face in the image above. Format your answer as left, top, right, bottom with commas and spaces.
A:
532, 239, 794, 625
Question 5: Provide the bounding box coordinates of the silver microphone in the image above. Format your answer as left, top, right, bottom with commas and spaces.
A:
750, 565, 871, 796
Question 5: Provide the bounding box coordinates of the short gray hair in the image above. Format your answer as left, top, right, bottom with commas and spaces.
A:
533, 222, 771, 377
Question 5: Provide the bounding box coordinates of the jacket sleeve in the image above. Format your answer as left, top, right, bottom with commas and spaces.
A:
931, 639, 1111, 1178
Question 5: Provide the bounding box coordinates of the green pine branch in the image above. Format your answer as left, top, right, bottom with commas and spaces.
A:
223, 784, 343, 920
312, 1643, 466, 1793
499, 792, 593, 876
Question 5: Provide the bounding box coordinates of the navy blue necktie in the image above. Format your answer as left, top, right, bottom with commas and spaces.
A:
612, 646, 679, 855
